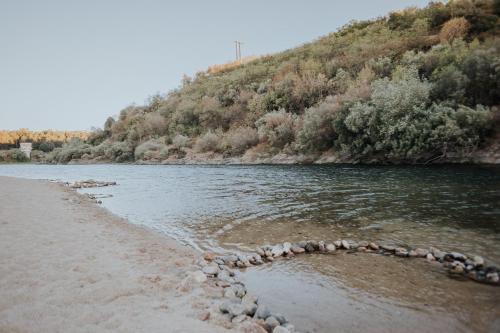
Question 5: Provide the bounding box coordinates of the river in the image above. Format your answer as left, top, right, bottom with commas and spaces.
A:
1, 164, 499, 332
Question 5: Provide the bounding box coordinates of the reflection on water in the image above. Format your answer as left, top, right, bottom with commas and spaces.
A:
1, 164, 499, 332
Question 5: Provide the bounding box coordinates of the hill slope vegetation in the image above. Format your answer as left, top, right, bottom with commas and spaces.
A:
47, 0, 500, 164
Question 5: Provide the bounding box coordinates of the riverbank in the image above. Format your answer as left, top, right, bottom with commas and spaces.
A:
0, 176, 235, 333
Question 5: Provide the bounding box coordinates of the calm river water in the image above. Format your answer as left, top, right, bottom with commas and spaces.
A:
1, 164, 499, 332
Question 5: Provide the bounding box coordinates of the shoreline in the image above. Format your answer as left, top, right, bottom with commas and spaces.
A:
0, 176, 237, 333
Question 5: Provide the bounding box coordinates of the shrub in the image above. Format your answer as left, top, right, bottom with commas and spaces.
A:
45, 140, 92, 163
134, 138, 169, 160
0, 149, 29, 162
256, 110, 297, 148
172, 134, 190, 149
430, 64, 469, 103
439, 17, 470, 43
297, 97, 339, 152
37, 141, 56, 153
226, 127, 259, 154
105, 141, 134, 162
194, 131, 223, 152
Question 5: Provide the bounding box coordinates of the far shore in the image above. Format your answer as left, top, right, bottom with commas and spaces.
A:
0, 176, 234, 333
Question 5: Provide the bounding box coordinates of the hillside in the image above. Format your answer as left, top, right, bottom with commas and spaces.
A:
45, 0, 500, 164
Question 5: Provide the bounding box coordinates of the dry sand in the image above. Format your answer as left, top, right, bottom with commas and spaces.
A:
0, 176, 233, 333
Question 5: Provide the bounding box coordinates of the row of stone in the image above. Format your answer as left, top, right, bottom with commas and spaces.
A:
68, 179, 117, 189
212, 240, 499, 286
200, 254, 297, 333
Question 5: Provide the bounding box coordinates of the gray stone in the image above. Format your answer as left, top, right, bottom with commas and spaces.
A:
274, 313, 287, 325
232, 283, 247, 298
473, 255, 485, 267
240, 321, 268, 333
282, 323, 295, 332
325, 244, 336, 253
283, 242, 292, 253
368, 242, 379, 250
265, 316, 280, 331
307, 240, 319, 250
220, 299, 243, 317
254, 305, 271, 319
190, 270, 208, 283
358, 241, 369, 248
426, 253, 435, 261
232, 314, 248, 323
273, 326, 290, 333
256, 247, 266, 256
218, 270, 235, 283
243, 301, 258, 316
224, 255, 239, 264
414, 248, 429, 258
487, 272, 499, 284
227, 303, 245, 318
395, 248, 408, 257
296, 241, 307, 248
450, 252, 467, 262
272, 245, 285, 257
430, 247, 445, 260
291, 246, 305, 254
341, 240, 350, 250
408, 250, 418, 257
224, 288, 236, 298
381, 244, 395, 252
305, 243, 315, 252
318, 241, 326, 252
333, 240, 342, 248
242, 294, 258, 305
202, 265, 219, 276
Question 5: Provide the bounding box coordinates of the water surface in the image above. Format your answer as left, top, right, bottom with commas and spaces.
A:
1, 164, 499, 332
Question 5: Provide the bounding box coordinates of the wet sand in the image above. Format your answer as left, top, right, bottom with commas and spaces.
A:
0, 176, 232, 333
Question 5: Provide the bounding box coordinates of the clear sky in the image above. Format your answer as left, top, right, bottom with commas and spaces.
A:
0, 0, 430, 131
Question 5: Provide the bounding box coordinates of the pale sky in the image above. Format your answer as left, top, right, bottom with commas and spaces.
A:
0, 0, 430, 131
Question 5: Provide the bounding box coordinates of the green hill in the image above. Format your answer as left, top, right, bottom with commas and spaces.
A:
48, 0, 500, 164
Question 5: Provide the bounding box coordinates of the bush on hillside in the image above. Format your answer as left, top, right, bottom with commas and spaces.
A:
256, 110, 297, 148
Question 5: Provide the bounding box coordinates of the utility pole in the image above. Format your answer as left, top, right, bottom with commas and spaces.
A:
234, 40, 243, 61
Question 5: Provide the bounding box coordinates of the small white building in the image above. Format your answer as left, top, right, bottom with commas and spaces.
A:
20, 142, 32, 159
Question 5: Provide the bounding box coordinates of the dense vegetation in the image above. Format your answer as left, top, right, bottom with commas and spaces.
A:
47, 1, 500, 164
0, 130, 89, 163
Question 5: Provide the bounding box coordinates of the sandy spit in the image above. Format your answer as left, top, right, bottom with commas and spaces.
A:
0, 176, 233, 333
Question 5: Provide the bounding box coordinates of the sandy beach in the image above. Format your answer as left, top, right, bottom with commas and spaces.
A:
0, 176, 232, 333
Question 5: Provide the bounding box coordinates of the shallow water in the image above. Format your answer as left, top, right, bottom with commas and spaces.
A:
1, 164, 499, 332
